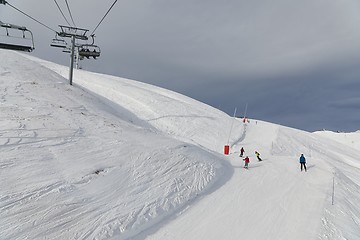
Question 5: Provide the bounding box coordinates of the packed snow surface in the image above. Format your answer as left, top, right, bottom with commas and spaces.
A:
1, 50, 360, 240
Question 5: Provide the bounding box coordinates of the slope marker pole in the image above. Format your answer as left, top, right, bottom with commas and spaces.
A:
227, 107, 237, 145
332, 175, 335, 205
243, 103, 248, 119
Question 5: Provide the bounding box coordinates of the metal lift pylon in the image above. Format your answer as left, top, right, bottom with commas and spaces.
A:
57, 25, 88, 85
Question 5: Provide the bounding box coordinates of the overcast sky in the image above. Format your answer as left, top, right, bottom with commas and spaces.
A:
1, 0, 360, 132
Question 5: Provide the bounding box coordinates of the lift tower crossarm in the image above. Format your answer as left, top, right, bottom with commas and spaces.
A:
58, 25, 88, 41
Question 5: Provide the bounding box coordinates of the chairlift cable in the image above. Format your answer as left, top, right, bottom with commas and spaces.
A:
90, 0, 118, 35
4, 1, 57, 33
53, 0, 72, 26
64, 0, 76, 27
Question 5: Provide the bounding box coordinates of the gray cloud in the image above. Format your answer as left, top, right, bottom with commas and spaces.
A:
329, 98, 360, 109
2, 0, 360, 131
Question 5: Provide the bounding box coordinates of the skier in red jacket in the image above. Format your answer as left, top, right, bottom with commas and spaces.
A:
243, 156, 250, 169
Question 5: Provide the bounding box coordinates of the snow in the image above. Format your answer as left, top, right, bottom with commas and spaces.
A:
1, 49, 360, 240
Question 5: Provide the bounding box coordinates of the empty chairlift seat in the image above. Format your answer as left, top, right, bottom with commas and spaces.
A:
50, 37, 67, 48
0, 21, 35, 52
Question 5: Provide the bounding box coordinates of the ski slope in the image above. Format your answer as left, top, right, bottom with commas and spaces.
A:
1, 50, 360, 240
145, 122, 333, 240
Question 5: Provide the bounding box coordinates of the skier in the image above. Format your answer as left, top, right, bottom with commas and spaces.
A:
299, 154, 307, 172
243, 156, 250, 169
240, 147, 245, 157
255, 151, 262, 161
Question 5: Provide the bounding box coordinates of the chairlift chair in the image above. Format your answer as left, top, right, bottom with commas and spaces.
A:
0, 21, 35, 52
62, 47, 71, 53
78, 44, 101, 59
50, 35, 67, 48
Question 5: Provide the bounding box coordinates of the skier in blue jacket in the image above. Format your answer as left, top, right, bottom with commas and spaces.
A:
299, 154, 307, 172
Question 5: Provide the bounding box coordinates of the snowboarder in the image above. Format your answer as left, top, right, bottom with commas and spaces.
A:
240, 147, 245, 157
299, 154, 307, 172
255, 151, 262, 161
243, 156, 250, 169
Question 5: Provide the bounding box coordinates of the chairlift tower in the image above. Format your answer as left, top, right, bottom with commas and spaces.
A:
57, 25, 88, 85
